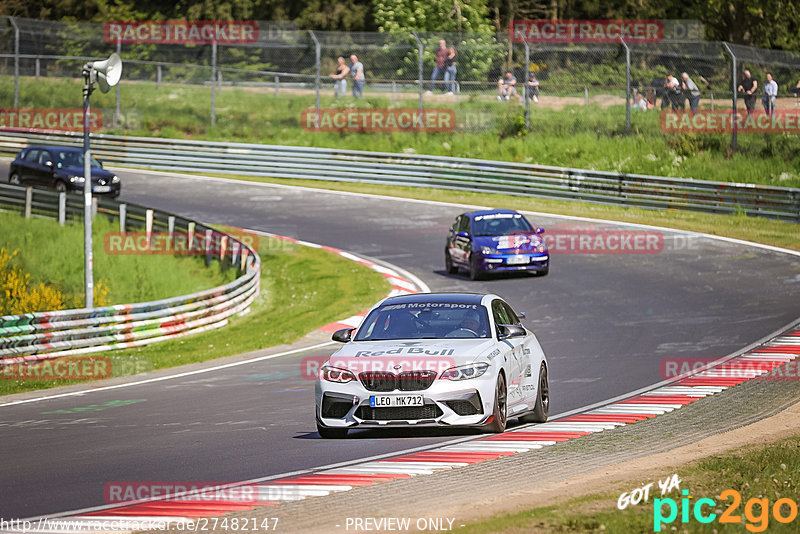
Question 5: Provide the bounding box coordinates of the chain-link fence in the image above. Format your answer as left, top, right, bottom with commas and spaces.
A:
2, 16, 800, 147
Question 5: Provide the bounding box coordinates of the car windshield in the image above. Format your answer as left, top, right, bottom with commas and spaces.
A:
354, 302, 491, 340
54, 151, 101, 169
473, 213, 533, 236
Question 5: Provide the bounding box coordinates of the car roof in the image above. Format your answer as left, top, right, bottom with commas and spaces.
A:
25, 145, 81, 153
463, 208, 522, 219
379, 292, 494, 306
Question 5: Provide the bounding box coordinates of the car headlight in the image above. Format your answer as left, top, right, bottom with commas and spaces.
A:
320, 365, 356, 383
68, 175, 85, 183
441, 362, 490, 381
112, 175, 120, 183
480, 246, 498, 255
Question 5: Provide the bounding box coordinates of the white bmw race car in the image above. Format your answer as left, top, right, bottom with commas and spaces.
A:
315, 292, 549, 438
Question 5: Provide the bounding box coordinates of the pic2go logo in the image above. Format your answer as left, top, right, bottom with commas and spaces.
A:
654, 489, 799, 532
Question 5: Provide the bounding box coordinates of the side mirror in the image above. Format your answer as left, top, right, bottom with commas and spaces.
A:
332, 328, 354, 343
497, 324, 526, 340
457, 231, 469, 238
535, 227, 545, 234
517, 311, 526, 319
44, 160, 53, 168
97, 160, 103, 168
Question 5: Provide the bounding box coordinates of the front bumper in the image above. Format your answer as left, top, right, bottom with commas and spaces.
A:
315, 375, 497, 429
67, 181, 121, 196
478, 252, 549, 272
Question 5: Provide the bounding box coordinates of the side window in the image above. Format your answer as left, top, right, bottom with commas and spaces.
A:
450, 216, 460, 233
458, 215, 471, 234
492, 300, 511, 333
38, 150, 53, 166
501, 302, 522, 326
24, 149, 40, 163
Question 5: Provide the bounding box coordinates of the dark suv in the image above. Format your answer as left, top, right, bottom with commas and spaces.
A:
8, 145, 121, 197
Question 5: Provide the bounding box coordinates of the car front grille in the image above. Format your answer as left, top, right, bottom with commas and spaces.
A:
359, 370, 437, 392
355, 404, 443, 421
321, 394, 352, 418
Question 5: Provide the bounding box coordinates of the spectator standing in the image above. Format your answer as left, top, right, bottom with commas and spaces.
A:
737, 69, 758, 114
527, 73, 540, 103
681, 72, 701, 113
762, 72, 778, 115
794, 79, 800, 104
665, 74, 683, 110
497, 71, 518, 101
427, 40, 449, 94
443, 47, 457, 95
349, 54, 365, 98
329, 57, 349, 98
634, 91, 648, 111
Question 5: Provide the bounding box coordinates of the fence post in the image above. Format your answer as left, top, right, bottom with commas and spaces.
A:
621, 37, 630, 133
119, 203, 126, 231
9, 17, 19, 108
392, 80, 396, 105
722, 42, 737, 151
24, 186, 32, 218
157, 64, 162, 89
308, 30, 321, 130
584, 86, 589, 107
275, 75, 280, 96
211, 40, 217, 126
711, 92, 715, 110
524, 41, 530, 129
412, 31, 424, 126
35, 57, 40, 81
58, 191, 66, 226
115, 38, 122, 127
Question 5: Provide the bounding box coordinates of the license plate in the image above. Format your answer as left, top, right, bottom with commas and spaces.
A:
370, 395, 424, 408
506, 255, 528, 265
94, 185, 111, 193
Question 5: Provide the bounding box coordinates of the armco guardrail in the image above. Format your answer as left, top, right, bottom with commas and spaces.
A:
0, 182, 260, 362
1, 131, 799, 221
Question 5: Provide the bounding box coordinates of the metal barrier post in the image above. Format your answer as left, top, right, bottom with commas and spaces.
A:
168, 215, 175, 242
275, 76, 280, 96
211, 40, 217, 126
9, 17, 19, 108
157, 65, 162, 89
115, 38, 121, 126
621, 37, 630, 133
585, 86, 588, 107
412, 31, 424, 127
524, 41, 530, 129
119, 203, 126, 231
308, 30, 321, 130
722, 42, 737, 151
35, 57, 40, 81
58, 192, 66, 226
24, 187, 32, 218
145, 209, 153, 246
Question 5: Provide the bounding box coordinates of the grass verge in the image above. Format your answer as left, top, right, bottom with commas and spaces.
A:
197, 173, 800, 253
457, 435, 800, 533
0, 234, 390, 396
2, 77, 799, 188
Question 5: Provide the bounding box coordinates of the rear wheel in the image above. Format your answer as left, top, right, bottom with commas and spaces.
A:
316, 422, 348, 439
445, 250, 458, 274
482, 373, 507, 433
54, 180, 67, 193
519, 364, 549, 423
469, 254, 483, 281
9, 173, 20, 185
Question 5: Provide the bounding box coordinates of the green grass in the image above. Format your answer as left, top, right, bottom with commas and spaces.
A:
2, 77, 799, 188
0, 210, 236, 307
197, 173, 800, 253
455, 436, 800, 533
0, 234, 390, 396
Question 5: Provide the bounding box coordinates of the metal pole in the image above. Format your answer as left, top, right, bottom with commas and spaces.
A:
308, 31, 321, 130
157, 65, 162, 89
412, 32, 424, 127
621, 37, 630, 133
82, 73, 94, 309
9, 17, 19, 108
524, 41, 530, 130
116, 38, 121, 126
722, 42, 737, 151
211, 41, 217, 126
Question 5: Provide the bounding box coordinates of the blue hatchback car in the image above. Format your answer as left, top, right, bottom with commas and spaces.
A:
445, 209, 549, 280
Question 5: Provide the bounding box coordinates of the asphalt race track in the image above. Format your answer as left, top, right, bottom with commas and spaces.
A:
1, 164, 799, 520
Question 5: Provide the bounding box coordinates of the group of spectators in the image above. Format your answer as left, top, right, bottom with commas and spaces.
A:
329, 54, 365, 98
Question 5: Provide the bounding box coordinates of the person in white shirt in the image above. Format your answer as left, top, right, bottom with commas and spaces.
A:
762, 72, 778, 115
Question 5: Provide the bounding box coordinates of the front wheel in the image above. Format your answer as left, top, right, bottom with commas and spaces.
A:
469, 254, 483, 281
316, 422, 348, 439
519, 364, 549, 423
9, 173, 20, 185
482, 373, 507, 433
54, 180, 67, 193
445, 250, 458, 274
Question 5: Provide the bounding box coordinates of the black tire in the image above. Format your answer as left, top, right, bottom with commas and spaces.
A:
445, 250, 458, 274
482, 373, 507, 433
519, 364, 549, 423
537, 267, 549, 277
469, 254, 483, 281
54, 180, 67, 193
316, 422, 348, 439
9, 173, 20, 185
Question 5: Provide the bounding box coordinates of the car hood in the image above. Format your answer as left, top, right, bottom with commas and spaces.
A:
329, 338, 498, 372
473, 233, 544, 252
57, 166, 115, 183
